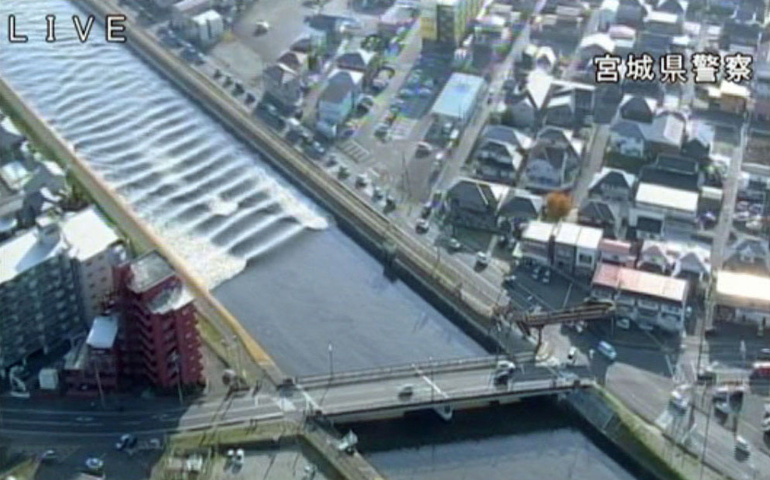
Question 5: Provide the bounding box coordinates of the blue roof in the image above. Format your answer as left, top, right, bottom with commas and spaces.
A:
431, 73, 486, 121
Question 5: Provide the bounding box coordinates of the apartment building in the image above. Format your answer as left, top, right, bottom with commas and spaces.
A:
714, 271, 770, 329
0, 208, 122, 374
421, 0, 485, 48
591, 263, 690, 332
113, 251, 203, 389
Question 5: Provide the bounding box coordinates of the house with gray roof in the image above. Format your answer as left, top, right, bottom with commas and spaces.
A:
505, 70, 553, 129
588, 167, 637, 202
473, 126, 532, 184
316, 68, 363, 138
523, 127, 584, 192
579, 199, 621, 238
446, 178, 509, 232
609, 108, 686, 160
263, 63, 303, 113
498, 188, 543, 231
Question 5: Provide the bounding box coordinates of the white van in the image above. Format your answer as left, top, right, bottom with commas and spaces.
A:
597, 341, 617, 361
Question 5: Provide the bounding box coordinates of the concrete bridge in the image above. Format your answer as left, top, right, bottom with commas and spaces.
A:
285, 356, 592, 423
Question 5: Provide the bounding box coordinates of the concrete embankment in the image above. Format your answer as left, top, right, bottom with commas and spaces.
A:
0, 63, 283, 385
77, 0, 513, 357
567, 388, 727, 480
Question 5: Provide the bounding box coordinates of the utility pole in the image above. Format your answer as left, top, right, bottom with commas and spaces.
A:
328, 342, 334, 378
93, 360, 106, 409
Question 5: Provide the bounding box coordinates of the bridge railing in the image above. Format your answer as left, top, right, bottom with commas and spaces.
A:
295, 353, 536, 390
321, 376, 594, 416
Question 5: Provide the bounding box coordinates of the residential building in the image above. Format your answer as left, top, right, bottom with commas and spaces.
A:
277, 51, 309, 77
0, 218, 83, 373
639, 155, 700, 192
61, 207, 125, 324
263, 64, 304, 113
316, 69, 364, 138
724, 237, 770, 275
445, 178, 508, 232
0, 208, 123, 374
578, 199, 621, 238
588, 167, 637, 203
473, 125, 531, 184
170, 0, 213, 32
420, 0, 485, 48
636, 240, 711, 282
591, 263, 690, 331
643, 10, 681, 36
656, 0, 688, 19
520, 220, 555, 266
113, 251, 203, 389
336, 49, 378, 84
609, 110, 686, 159
498, 188, 543, 232
553, 222, 604, 277
714, 271, 770, 328
630, 182, 699, 239
705, 81, 751, 115
64, 315, 120, 396
577, 33, 615, 66
431, 73, 487, 127
505, 70, 553, 128
754, 43, 770, 121
522, 127, 584, 192
616, 0, 647, 25
598, 239, 636, 266
681, 121, 714, 161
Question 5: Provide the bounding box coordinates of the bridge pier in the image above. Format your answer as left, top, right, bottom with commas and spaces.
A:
434, 405, 453, 422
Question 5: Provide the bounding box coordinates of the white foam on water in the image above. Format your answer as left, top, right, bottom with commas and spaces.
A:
0, 0, 329, 289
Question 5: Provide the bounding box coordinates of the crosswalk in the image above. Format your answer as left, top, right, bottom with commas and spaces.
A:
338, 140, 370, 163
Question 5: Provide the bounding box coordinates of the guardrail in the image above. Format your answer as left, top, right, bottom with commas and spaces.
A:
295, 352, 538, 390
321, 377, 593, 417
511, 305, 614, 328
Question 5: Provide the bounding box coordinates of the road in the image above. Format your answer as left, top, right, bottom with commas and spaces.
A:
1, 360, 580, 439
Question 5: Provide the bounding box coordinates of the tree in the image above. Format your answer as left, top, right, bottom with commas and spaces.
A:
546, 192, 572, 221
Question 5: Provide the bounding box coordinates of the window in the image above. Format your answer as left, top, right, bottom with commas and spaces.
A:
577, 253, 593, 265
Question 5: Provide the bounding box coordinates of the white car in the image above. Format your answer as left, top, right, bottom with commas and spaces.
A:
476, 252, 490, 267
615, 317, 631, 330
255, 21, 270, 33
669, 387, 690, 411
496, 360, 516, 374
398, 384, 414, 398
234, 448, 245, 464
735, 436, 751, 455
85, 458, 104, 471
597, 341, 617, 361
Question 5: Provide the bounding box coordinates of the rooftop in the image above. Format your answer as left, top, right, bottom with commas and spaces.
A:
128, 251, 176, 293
432, 73, 486, 120
715, 271, 770, 309
61, 206, 120, 261
592, 263, 689, 303
635, 182, 699, 213
522, 220, 556, 243
555, 222, 603, 249
0, 223, 66, 284
86, 315, 119, 350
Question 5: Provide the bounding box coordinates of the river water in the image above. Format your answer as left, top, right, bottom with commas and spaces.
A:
0, 2, 644, 478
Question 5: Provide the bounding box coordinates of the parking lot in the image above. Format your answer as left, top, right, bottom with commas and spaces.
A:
31, 443, 162, 480
212, 446, 331, 480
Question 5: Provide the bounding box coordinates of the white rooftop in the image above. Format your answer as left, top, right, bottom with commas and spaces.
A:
0, 226, 66, 284
555, 222, 581, 245
0, 207, 119, 284
635, 183, 698, 213
86, 315, 119, 349
576, 225, 604, 250
193, 9, 221, 23
716, 271, 770, 309
522, 220, 555, 243
61, 206, 120, 261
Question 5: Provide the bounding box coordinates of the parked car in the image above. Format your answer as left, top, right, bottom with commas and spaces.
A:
85, 458, 104, 472
415, 219, 430, 233
735, 436, 751, 455
615, 317, 631, 330
254, 21, 270, 34
597, 341, 617, 361
447, 238, 462, 252
476, 252, 490, 268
